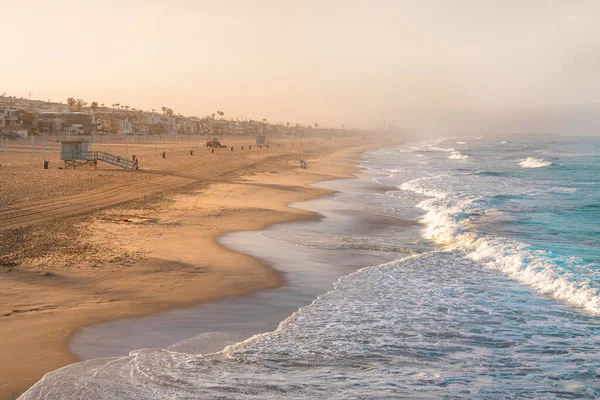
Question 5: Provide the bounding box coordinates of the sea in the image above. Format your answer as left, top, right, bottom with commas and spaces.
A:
21, 135, 600, 399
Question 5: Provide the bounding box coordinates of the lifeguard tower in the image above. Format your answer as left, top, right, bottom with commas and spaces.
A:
59, 139, 138, 170
60, 139, 95, 169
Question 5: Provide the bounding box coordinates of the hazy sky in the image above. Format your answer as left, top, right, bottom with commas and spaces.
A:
2, 0, 600, 128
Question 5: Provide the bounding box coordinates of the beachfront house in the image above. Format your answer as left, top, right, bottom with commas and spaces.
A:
0, 109, 19, 127
38, 112, 92, 135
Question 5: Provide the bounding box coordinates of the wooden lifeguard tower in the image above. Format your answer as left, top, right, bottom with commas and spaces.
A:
60, 139, 96, 169
60, 139, 138, 170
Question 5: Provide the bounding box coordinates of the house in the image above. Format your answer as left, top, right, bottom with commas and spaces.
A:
116, 117, 133, 135
0, 109, 19, 127
38, 112, 92, 134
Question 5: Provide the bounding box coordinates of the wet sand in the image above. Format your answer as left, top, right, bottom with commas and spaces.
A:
69, 174, 413, 359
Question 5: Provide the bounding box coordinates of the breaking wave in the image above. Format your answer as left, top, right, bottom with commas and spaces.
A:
519, 157, 553, 168
400, 175, 600, 315
448, 151, 469, 160
20, 250, 600, 399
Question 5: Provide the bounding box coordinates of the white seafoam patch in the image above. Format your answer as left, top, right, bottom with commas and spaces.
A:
519, 157, 553, 168
400, 173, 600, 315
20, 250, 600, 399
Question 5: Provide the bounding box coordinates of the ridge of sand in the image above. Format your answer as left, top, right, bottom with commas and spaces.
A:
0, 139, 379, 400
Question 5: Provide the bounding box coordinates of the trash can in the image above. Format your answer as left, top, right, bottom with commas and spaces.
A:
44, 161, 49, 169
162, 152, 166, 158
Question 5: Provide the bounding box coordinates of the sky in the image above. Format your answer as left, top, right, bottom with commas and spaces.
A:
2, 0, 600, 129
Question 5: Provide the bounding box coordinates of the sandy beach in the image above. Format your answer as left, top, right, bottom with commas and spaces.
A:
0, 136, 377, 400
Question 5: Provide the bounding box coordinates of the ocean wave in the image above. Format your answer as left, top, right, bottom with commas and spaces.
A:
448, 151, 469, 160
20, 252, 600, 399
519, 157, 553, 168
400, 176, 600, 315
430, 146, 456, 152
475, 171, 504, 177
456, 141, 468, 144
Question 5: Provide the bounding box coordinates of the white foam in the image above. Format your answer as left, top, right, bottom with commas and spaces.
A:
519, 157, 553, 168
20, 249, 600, 399
456, 141, 468, 144
448, 151, 469, 160
401, 174, 600, 315
431, 146, 456, 152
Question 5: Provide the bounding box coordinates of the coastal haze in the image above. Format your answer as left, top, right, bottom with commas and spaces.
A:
4, 0, 600, 129
2, 1, 600, 400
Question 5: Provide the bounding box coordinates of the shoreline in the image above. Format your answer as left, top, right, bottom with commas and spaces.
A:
69, 164, 406, 361
1, 140, 385, 400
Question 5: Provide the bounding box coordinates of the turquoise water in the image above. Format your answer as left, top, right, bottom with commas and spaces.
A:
20, 135, 600, 399
480, 138, 600, 265
376, 135, 600, 313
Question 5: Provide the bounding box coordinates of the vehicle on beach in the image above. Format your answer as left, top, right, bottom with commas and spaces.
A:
205, 138, 227, 148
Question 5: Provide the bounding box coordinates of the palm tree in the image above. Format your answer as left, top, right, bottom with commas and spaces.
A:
90, 102, 98, 112
67, 98, 76, 111
75, 98, 87, 112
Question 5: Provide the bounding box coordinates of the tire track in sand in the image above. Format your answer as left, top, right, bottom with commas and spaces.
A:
0, 158, 247, 232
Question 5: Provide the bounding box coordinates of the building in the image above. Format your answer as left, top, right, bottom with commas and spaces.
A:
37, 112, 92, 134
0, 108, 19, 127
